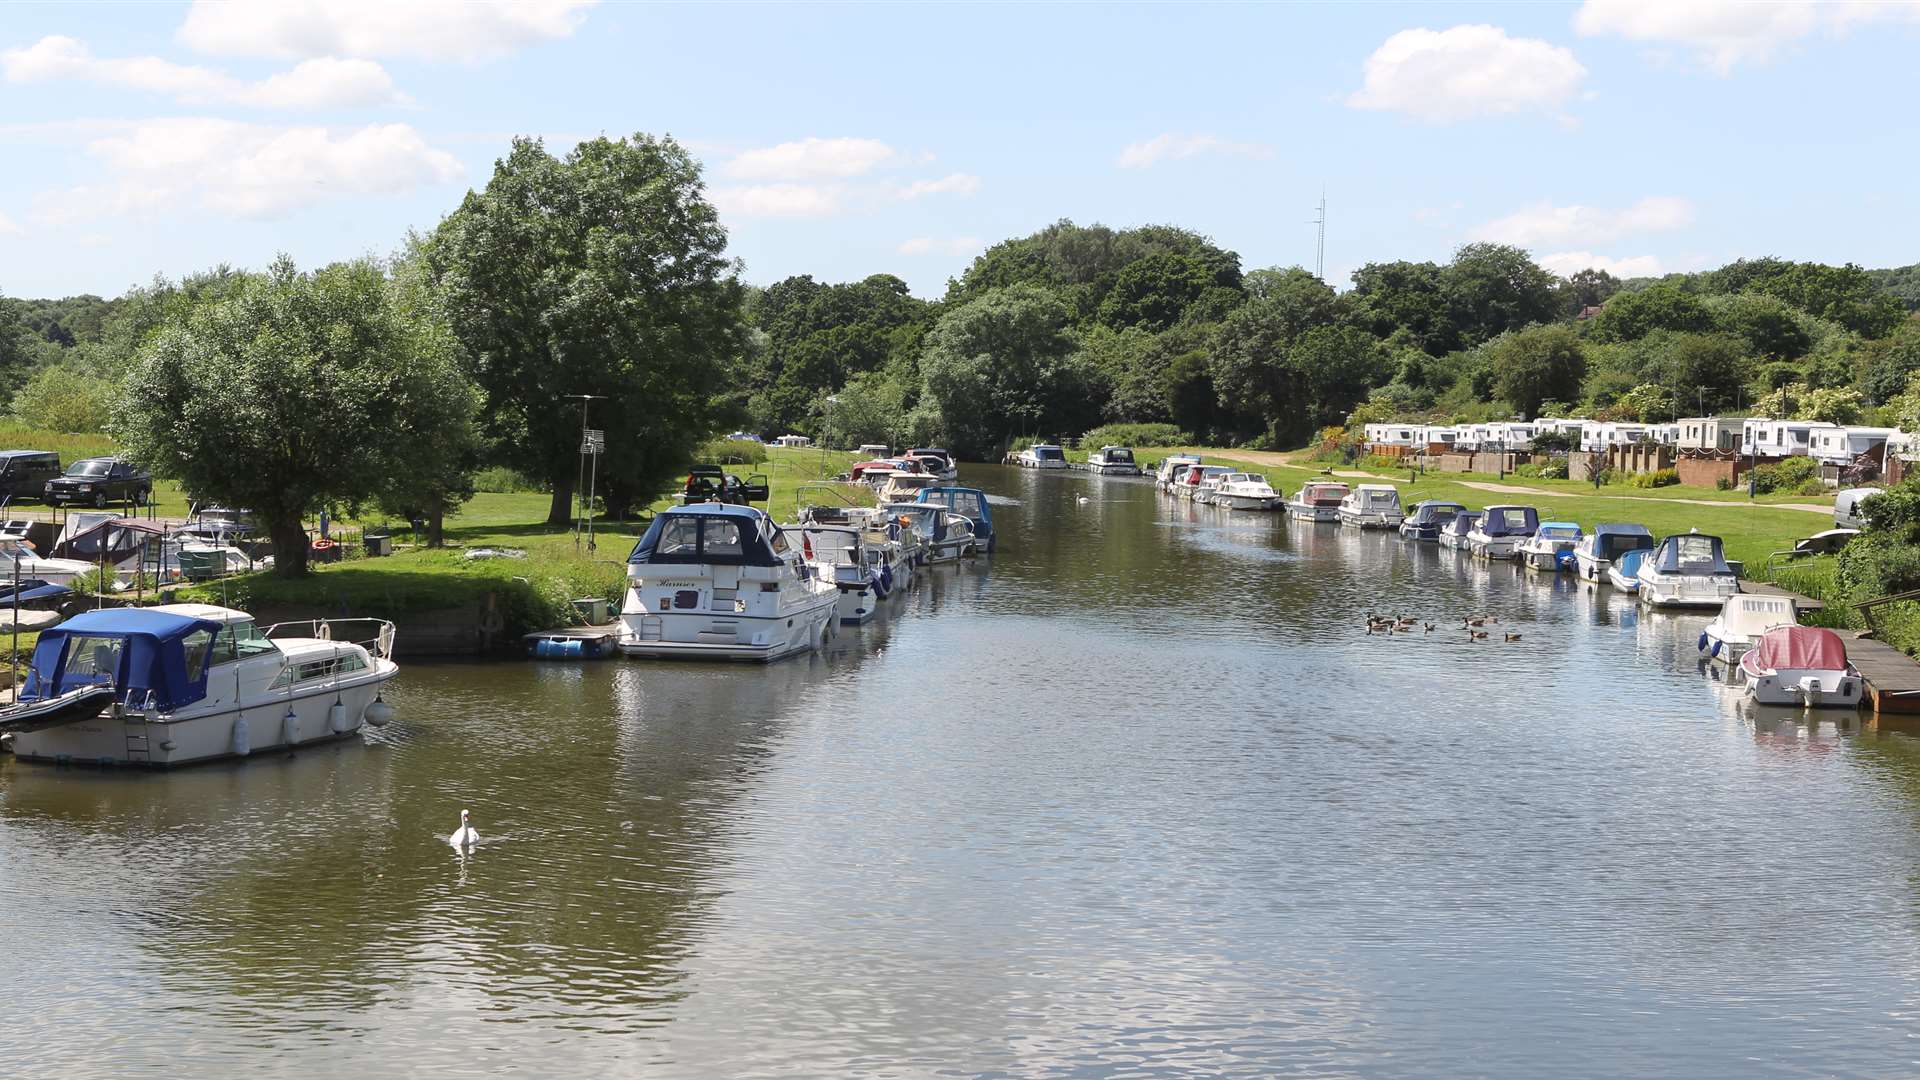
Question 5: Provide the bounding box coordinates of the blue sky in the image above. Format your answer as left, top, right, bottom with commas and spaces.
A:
2, 1, 1917, 301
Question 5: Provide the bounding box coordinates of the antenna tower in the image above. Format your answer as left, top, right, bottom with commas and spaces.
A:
1312, 192, 1327, 282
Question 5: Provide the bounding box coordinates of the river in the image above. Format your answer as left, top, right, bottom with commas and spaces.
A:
5, 464, 1920, 1078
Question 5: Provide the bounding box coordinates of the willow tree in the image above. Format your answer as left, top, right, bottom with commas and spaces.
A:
116, 256, 478, 577
427, 134, 745, 524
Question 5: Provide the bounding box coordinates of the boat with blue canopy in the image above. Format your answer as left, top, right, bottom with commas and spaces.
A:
1636, 531, 1739, 609
1399, 501, 1465, 541
1466, 505, 1539, 560
917, 486, 996, 552
1572, 523, 1654, 584
1519, 522, 1583, 573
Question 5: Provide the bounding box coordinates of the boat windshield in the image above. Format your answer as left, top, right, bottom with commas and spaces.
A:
209, 620, 278, 665
1034, 446, 1065, 461
1106, 449, 1134, 463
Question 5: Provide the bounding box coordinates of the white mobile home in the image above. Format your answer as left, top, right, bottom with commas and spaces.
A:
1809, 426, 1895, 466
1742, 419, 1839, 459
775, 434, 812, 447
1580, 423, 1649, 453
1418, 425, 1459, 452
1363, 424, 1422, 448
1676, 417, 1746, 453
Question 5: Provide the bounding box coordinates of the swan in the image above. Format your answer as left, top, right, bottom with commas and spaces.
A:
449, 809, 479, 848
1076, 496, 1090, 504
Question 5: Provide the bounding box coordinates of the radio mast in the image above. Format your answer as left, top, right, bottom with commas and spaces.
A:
1312, 192, 1327, 282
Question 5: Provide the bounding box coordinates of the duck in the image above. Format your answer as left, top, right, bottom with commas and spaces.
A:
1468, 629, 1489, 640
1423, 622, 1436, 633
1504, 632, 1523, 642
449, 809, 479, 849
1463, 616, 1486, 627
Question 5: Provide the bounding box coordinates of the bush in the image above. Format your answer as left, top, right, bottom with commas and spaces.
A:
1308, 425, 1361, 464
472, 466, 546, 494
1081, 422, 1186, 448
695, 437, 768, 466
1838, 534, 1920, 598
1750, 455, 1819, 494
1535, 459, 1569, 480
1715, 476, 1733, 491
1626, 468, 1680, 488
1361, 454, 1404, 470
1513, 464, 1542, 478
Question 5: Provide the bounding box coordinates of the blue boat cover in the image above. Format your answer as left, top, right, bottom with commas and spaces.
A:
0, 580, 68, 604
1538, 522, 1583, 539
1591, 523, 1655, 562
23, 607, 222, 710
1410, 501, 1466, 524
917, 487, 993, 533
1652, 533, 1732, 575
629, 504, 782, 567
1617, 549, 1650, 576
1477, 505, 1539, 538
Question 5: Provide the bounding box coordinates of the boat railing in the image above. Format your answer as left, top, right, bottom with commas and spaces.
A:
263, 617, 398, 659
793, 482, 867, 516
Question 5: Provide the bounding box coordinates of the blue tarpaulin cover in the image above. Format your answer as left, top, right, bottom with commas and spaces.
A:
23, 608, 221, 710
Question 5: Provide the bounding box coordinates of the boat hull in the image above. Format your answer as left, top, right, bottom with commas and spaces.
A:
617, 596, 836, 662
1638, 579, 1738, 609
1740, 664, 1863, 708
1467, 535, 1524, 560
1572, 554, 1609, 582
1339, 510, 1403, 529
1087, 462, 1141, 476
1286, 503, 1341, 522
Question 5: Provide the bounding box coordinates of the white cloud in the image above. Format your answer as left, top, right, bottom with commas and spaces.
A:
725, 137, 895, 180
1348, 24, 1587, 122
1538, 251, 1667, 278
0, 211, 19, 235
708, 184, 841, 218
892, 173, 981, 199
176, 0, 596, 62
1470, 196, 1694, 246
34, 118, 462, 223
1116, 133, 1275, 169
1, 36, 405, 109
1573, 0, 1920, 74
897, 236, 981, 256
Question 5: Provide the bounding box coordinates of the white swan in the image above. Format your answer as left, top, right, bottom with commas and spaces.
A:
1076, 496, 1090, 505
449, 809, 479, 848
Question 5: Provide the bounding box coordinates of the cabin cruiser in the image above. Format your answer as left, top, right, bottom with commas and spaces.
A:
856, 443, 892, 459
617, 503, 839, 662
880, 501, 975, 563
876, 471, 943, 504
2, 604, 397, 767
1154, 455, 1202, 491
1740, 626, 1863, 708
904, 448, 959, 480
1286, 481, 1349, 522
1607, 549, 1650, 593
1572, 524, 1654, 584
1172, 464, 1233, 501
1338, 484, 1404, 529
917, 486, 996, 553
1700, 594, 1799, 665
1014, 444, 1069, 469
1438, 510, 1482, 550
1636, 532, 1739, 609
0, 537, 95, 587
1211, 473, 1283, 511
787, 520, 911, 625
1399, 501, 1465, 541
1518, 522, 1583, 573
1086, 446, 1142, 476
1466, 505, 1539, 560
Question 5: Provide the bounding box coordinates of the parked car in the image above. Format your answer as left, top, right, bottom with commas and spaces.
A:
1835, 486, 1884, 530
0, 450, 61, 504
683, 465, 769, 506
44, 457, 152, 508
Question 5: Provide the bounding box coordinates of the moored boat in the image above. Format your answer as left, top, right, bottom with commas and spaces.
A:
1740, 625, 1863, 708
3, 605, 398, 767
880, 501, 975, 563
1700, 593, 1798, 665
1287, 481, 1349, 522
1153, 454, 1202, 491
1086, 446, 1142, 475
788, 520, 907, 625
1399, 501, 1465, 541
1210, 473, 1284, 511
1337, 484, 1404, 528
617, 503, 839, 662
1437, 510, 1482, 550
1518, 522, 1583, 573
1172, 464, 1233, 501
1636, 532, 1739, 609
1572, 523, 1654, 584
916, 485, 997, 553
1607, 548, 1649, 592
1466, 505, 1538, 560
1013, 444, 1069, 469
0, 536, 95, 587
904, 448, 959, 480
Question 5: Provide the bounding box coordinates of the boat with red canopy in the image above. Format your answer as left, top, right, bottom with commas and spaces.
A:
1739, 625, 1863, 708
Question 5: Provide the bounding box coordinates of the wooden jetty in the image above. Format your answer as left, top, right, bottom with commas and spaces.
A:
1848, 636, 1920, 714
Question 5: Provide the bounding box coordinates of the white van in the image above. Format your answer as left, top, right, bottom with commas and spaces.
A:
1834, 487, 1884, 529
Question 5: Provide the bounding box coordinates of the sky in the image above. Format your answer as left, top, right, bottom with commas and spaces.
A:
1, 0, 1917, 302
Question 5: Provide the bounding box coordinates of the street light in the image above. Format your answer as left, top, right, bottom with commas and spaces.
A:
564, 394, 604, 548
819, 394, 839, 478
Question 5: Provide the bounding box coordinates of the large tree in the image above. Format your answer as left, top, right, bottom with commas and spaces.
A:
914, 285, 1094, 457
1588, 282, 1713, 343
1207, 269, 1340, 440
1441, 243, 1561, 347
1487, 324, 1587, 418
1348, 260, 1458, 355
746, 273, 931, 439
428, 134, 744, 524
117, 257, 477, 577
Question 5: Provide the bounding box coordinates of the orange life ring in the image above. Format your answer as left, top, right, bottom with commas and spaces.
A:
312, 539, 338, 551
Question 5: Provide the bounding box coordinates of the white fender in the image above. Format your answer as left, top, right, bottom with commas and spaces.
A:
328, 700, 350, 734
364, 699, 394, 727
281, 707, 299, 747
231, 716, 250, 757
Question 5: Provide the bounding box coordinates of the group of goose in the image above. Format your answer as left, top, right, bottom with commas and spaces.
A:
1364, 612, 1523, 643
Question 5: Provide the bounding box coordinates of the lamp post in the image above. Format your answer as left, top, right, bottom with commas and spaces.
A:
564, 394, 604, 548
819, 394, 839, 478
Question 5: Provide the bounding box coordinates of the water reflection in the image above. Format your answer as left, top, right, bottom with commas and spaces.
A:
6, 466, 1920, 1076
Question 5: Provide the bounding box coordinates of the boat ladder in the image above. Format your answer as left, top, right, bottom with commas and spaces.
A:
123, 715, 151, 764
636, 615, 663, 642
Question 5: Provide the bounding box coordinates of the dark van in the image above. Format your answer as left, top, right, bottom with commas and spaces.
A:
0, 450, 61, 503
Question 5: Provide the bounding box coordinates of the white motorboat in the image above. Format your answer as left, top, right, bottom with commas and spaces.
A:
875, 471, 942, 504
1637, 532, 1739, 609
1211, 473, 1283, 511
0, 537, 95, 587
1438, 510, 1482, 550
1466, 505, 1539, 560
1014, 444, 1069, 469
1337, 484, 1404, 528
878, 501, 976, 563
787, 519, 914, 625
1740, 626, 1863, 709
1572, 523, 1654, 584
617, 503, 839, 662
1286, 481, 1349, 522
904, 448, 959, 480
1086, 446, 1142, 476
1700, 593, 1798, 665
1154, 455, 1202, 491
1172, 464, 1233, 501
1518, 522, 1583, 573
1607, 548, 1649, 593
3, 604, 398, 767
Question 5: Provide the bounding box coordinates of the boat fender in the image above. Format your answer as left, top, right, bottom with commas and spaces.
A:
328, 699, 350, 734
231, 716, 251, 757
282, 707, 300, 747
1711, 640, 1722, 658
1698, 632, 1708, 652
365, 696, 394, 727
319, 622, 331, 641
876, 562, 893, 597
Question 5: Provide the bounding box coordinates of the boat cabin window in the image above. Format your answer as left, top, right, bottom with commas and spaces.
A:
1672, 536, 1724, 570
1494, 508, 1531, 529
705, 520, 744, 558
182, 629, 212, 682
63, 635, 125, 681
208, 619, 277, 666
270, 651, 369, 689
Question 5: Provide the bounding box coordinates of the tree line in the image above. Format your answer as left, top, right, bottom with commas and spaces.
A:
4, 129, 1920, 578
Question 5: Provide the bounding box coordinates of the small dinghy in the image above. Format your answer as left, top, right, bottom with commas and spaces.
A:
0, 684, 116, 734
1740, 626, 1863, 709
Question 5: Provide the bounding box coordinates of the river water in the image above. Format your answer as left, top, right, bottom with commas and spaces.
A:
6, 465, 1920, 1078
